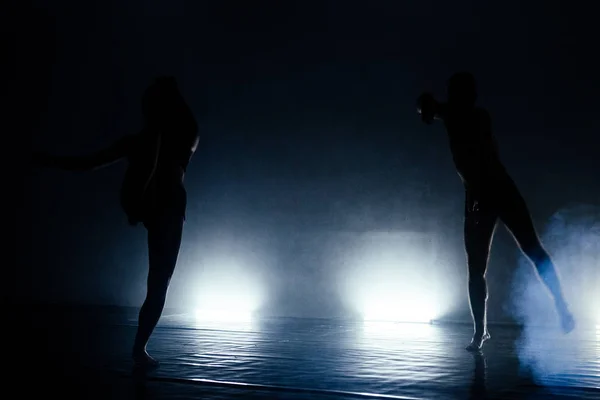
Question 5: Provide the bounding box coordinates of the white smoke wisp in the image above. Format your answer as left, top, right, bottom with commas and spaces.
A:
505, 203, 600, 386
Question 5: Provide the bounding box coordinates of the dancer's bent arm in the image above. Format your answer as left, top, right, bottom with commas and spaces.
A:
33, 134, 138, 171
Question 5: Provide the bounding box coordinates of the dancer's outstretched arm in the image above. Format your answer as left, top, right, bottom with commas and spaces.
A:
33, 134, 140, 172
416, 93, 446, 124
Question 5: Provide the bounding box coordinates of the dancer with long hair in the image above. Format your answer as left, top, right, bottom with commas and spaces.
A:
34, 76, 199, 366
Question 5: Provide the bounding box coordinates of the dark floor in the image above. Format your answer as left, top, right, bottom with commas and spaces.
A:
10, 305, 599, 399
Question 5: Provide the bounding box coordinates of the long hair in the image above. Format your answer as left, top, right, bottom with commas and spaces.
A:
121, 76, 198, 225
141, 76, 198, 136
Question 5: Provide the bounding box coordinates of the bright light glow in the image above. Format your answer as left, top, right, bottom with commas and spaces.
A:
190, 240, 267, 329
336, 232, 452, 324
194, 285, 260, 326
195, 307, 253, 324
193, 290, 258, 331
361, 286, 437, 323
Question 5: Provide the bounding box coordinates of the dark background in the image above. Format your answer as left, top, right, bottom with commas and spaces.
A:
19, 0, 599, 323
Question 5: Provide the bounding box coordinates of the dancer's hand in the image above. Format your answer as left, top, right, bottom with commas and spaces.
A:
417, 93, 437, 124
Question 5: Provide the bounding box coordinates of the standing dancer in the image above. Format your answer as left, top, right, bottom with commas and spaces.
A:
417, 72, 575, 351
34, 76, 199, 366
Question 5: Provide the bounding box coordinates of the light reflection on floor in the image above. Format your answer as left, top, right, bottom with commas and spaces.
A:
360, 321, 437, 341
30, 307, 600, 399
193, 309, 256, 332
116, 313, 600, 398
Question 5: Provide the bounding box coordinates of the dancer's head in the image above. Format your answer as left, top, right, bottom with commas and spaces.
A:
142, 76, 180, 121
447, 72, 477, 107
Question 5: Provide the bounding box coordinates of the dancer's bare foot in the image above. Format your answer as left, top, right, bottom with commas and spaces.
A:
466, 331, 491, 352
553, 298, 575, 334
133, 348, 159, 369
558, 308, 575, 334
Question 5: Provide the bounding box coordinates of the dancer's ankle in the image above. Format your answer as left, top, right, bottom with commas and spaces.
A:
132, 342, 147, 357
474, 326, 487, 338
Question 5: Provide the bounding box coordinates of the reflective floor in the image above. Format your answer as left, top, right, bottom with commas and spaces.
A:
16, 306, 599, 399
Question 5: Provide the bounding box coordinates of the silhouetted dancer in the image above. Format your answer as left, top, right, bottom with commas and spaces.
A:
33, 76, 199, 367
416, 72, 575, 351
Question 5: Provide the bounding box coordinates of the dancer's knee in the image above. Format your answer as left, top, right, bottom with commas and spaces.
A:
468, 266, 486, 284
467, 252, 487, 278
522, 241, 548, 264
523, 243, 557, 279
146, 274, 171, 301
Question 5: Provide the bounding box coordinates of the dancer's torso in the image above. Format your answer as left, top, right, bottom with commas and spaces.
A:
442, 105, 509, 194
144, 130, 198, 216
123, 106, 199, 223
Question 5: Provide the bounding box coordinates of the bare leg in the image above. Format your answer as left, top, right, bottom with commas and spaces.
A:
464, 191, 498, 351
498, 181, 575, 333
133, 214, 184, 367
